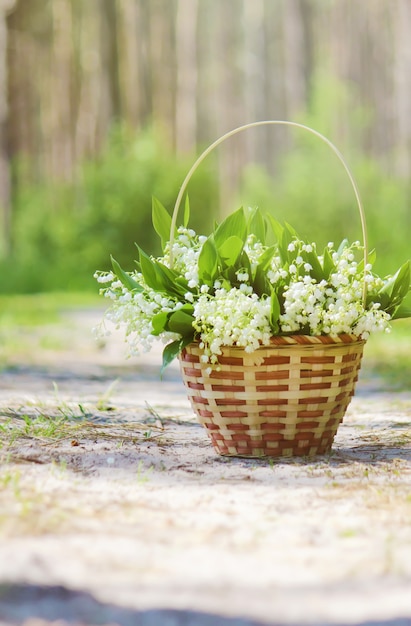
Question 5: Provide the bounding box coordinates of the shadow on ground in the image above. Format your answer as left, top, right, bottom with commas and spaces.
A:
1, 584, 411, 626
0, 583, 269, 625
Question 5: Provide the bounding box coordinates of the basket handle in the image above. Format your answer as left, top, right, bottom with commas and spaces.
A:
169, 120, 369, 304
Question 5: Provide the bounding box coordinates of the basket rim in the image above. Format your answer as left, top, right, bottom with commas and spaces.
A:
182, 333, 366, 351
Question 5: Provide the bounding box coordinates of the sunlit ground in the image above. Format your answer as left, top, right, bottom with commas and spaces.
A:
0, 293, 410, 625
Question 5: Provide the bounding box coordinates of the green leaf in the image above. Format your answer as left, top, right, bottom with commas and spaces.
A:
392, 261, 410, 302
152, 259, 189, 297
183, 196, 190, 228
284, 222, 299, 238
372, 261, 410, 316
280, 228, 294, 264
392, 302, 411, 320
111, 256, 143, 292
152, 304, 195, 336
336, 239, 349, 257
357, 248, 376, 273
167, 309, 195, 335
175, 276, 190, 289
322, 246, 335, 278
218, 235, 244, 267
138, 246, 190, 297
367, 292, 391, 311
152, 197, 174, 248
213, 207, 247, 248
161, 336, 193, 376
270, 290, 281, 333
379, 261, 410, 302
138, 246, 164, 291
368, 249, 377, 266
247, 208, 266, 244
198, 236, 218, 285
151, 311, 170, 336
239, 250, 252, 277
252, 265, 270, 297
178, 303, 195, 314
256, 245, 277, 271
266, 215, 284, 244
251, 246, 277, 296
305, 250, 325, 282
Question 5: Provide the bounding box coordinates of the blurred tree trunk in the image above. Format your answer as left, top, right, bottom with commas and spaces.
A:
282, 0, 312, 119
49, 0, 75, 180
0, 0, 15, 256
243, 0, 265, 163
215, 0, 246, 214
100, 0, 122, 124
393, 0, 411, 177
116, 0, 144, 128
72, 2, 101, 161
147, 0, 176, 147
175, 0, 198, 154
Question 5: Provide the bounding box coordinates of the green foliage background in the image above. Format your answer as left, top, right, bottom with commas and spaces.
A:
238, 76, 411, 280
1, 127, 218, 293
239, 151, 410, 278
1, 78, 410, 294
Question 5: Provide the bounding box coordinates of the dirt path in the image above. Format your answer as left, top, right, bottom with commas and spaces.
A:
0, 310, 411, 626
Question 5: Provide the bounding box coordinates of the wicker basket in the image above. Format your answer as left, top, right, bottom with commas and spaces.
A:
179, 335, 365, 457
170, 120, 370, 458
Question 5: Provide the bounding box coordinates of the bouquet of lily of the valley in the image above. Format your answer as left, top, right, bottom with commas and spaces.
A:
95, 198, 411, 373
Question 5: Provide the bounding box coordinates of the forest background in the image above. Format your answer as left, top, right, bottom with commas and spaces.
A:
0, 0, 410, 294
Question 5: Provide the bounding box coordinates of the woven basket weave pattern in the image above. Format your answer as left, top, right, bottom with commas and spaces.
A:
179, 335, 365, 458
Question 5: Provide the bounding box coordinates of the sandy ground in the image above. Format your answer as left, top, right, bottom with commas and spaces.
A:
0, 309, 411, 626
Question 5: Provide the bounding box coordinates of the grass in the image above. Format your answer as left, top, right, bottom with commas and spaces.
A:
362, 319, 411, 390
0, 291, 101, 327
0, 291, 104, 367
0, 410, 164, 455
0, 381, 165, 453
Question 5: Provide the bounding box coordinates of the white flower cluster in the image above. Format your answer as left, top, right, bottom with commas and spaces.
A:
95, 225, 393, 363
279, 245, 390, 339
244, 234, 267, 272
94, 269, 180, 355
280, 275, 389, 338
163, 227, 206, 288
193, 287, 272, 367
